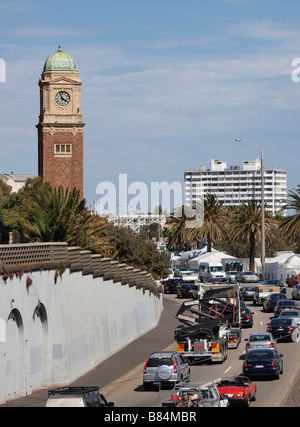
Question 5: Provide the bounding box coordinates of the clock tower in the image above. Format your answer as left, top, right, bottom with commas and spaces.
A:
37, 46, 84, 199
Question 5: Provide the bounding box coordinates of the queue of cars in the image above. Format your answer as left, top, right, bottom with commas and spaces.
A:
146, 272, 300, 407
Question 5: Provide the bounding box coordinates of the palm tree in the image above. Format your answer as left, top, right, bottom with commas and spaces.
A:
279, 185, 300, 246
4, 183, 109, 251
191, 194, 228, 252
230, 200, 277, 273
167, 205, 195, 251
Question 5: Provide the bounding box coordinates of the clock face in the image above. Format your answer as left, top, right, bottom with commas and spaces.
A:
55, 91, 70, 106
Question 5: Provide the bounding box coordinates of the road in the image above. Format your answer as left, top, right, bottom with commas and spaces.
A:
2, 283, 300, 407
100, 285, 300, 407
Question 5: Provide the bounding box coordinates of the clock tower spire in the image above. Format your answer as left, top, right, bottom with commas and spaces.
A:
37, 46, 85, 199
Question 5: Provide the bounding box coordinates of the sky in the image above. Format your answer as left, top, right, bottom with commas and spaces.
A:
0, 0, 299, 213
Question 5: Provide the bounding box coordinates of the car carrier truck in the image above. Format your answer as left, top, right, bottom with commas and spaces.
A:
175, 283, 241, 363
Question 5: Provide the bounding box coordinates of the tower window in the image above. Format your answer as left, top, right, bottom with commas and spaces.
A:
54, 144, 72, 156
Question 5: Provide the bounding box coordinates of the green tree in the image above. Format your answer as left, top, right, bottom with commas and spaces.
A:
4, 182, 109, 251
191, 194, 228, 252
279, 185, 300, 252
230, 200, 277, 273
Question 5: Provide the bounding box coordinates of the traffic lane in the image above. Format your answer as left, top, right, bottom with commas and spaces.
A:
240, 288, 300, 407
91, 289, 299, 407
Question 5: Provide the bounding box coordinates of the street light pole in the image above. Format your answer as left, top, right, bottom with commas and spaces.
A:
235, 139, 265, 280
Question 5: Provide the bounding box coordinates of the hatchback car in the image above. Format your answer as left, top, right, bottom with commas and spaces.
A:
236, 272, 258, 283
143, 352, 190, 390
243, 349, 283, 380
245, 332, 277, 355
263, 293, 287, 312
292, 284, 300, 300
241, 308, 254, 328
274, 299, 299, 318
240, 286, 256, 301
267, 318, 300, 342
164, 278, 184, 294
177, 282, 194, 299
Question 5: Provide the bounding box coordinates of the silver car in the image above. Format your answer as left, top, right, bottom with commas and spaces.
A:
236, 272, 258, 283
143, 352, 190, 390
245, 332, 277, 355
292, 284, 300, 300
279, 309, 300, 324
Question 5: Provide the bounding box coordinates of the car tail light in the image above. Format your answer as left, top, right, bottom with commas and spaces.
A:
143, 358, 150, 374
267, 326, 272, 332
246, 342, 251, 349
269, 342, 275, 349
247, 315, 251, 320
289, 326, 295, 331
271, 361, 276, 367
172, 357, 177, 373
243, 361, 248, 368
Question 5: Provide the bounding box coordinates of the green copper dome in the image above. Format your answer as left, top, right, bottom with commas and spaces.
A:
43, 45, 78, 72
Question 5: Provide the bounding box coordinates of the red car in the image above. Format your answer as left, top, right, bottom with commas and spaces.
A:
215, 376, 257, 407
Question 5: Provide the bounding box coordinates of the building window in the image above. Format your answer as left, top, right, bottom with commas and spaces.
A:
54, 144, 72, 157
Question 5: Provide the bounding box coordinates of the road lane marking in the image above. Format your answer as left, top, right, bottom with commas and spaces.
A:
225, 367, 231, 373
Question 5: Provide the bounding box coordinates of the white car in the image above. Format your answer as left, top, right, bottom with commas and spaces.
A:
236, 271, 258, 283
226, 271, 240, 281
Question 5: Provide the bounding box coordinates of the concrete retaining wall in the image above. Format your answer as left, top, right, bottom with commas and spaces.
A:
0, 243, 163, 404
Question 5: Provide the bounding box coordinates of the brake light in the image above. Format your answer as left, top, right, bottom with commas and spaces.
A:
267, 326, 272, 332
247, 315, 251, 320
243, 361, 248, 368
246, 342, 251, 349
269, 342, 275, 349
143, 358, 150, 374
289, 326, 295, 331
271, 361, 276, 367
172, 357, 177, 373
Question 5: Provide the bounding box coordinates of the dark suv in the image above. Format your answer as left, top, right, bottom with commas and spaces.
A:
143, 352, 190, 390
164, 278, 184, 294
263, 293, 287, 312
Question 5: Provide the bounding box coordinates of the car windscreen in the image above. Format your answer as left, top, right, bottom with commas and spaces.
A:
147, 358, 172, 367
249, 335, 270, 342
277, 301, 296, 307
270, 319, 293, 325
247, 350, 275, 360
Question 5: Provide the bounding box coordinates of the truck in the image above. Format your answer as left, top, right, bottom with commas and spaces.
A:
175, 283, 242, 364
286, 275, 300, 287
198, 262, 227, 283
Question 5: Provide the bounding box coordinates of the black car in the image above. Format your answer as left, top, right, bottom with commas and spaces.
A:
274, 299, 299, 318
263, 293, 287, 312
164, 278, 184, 294
267, 318, 299, 342
243, 349, 283, 380
177, 282, 195, 299
240, 286, 256, 301
241, 307, 254, 328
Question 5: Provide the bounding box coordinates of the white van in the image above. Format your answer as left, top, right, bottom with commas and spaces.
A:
198, 262, 226, 282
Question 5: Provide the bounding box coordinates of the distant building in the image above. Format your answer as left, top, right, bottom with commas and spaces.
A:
184, 159, 287, 214
0, 173, 35, 193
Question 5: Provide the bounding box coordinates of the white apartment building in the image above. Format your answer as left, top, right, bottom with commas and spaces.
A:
184, 159, 287, 215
